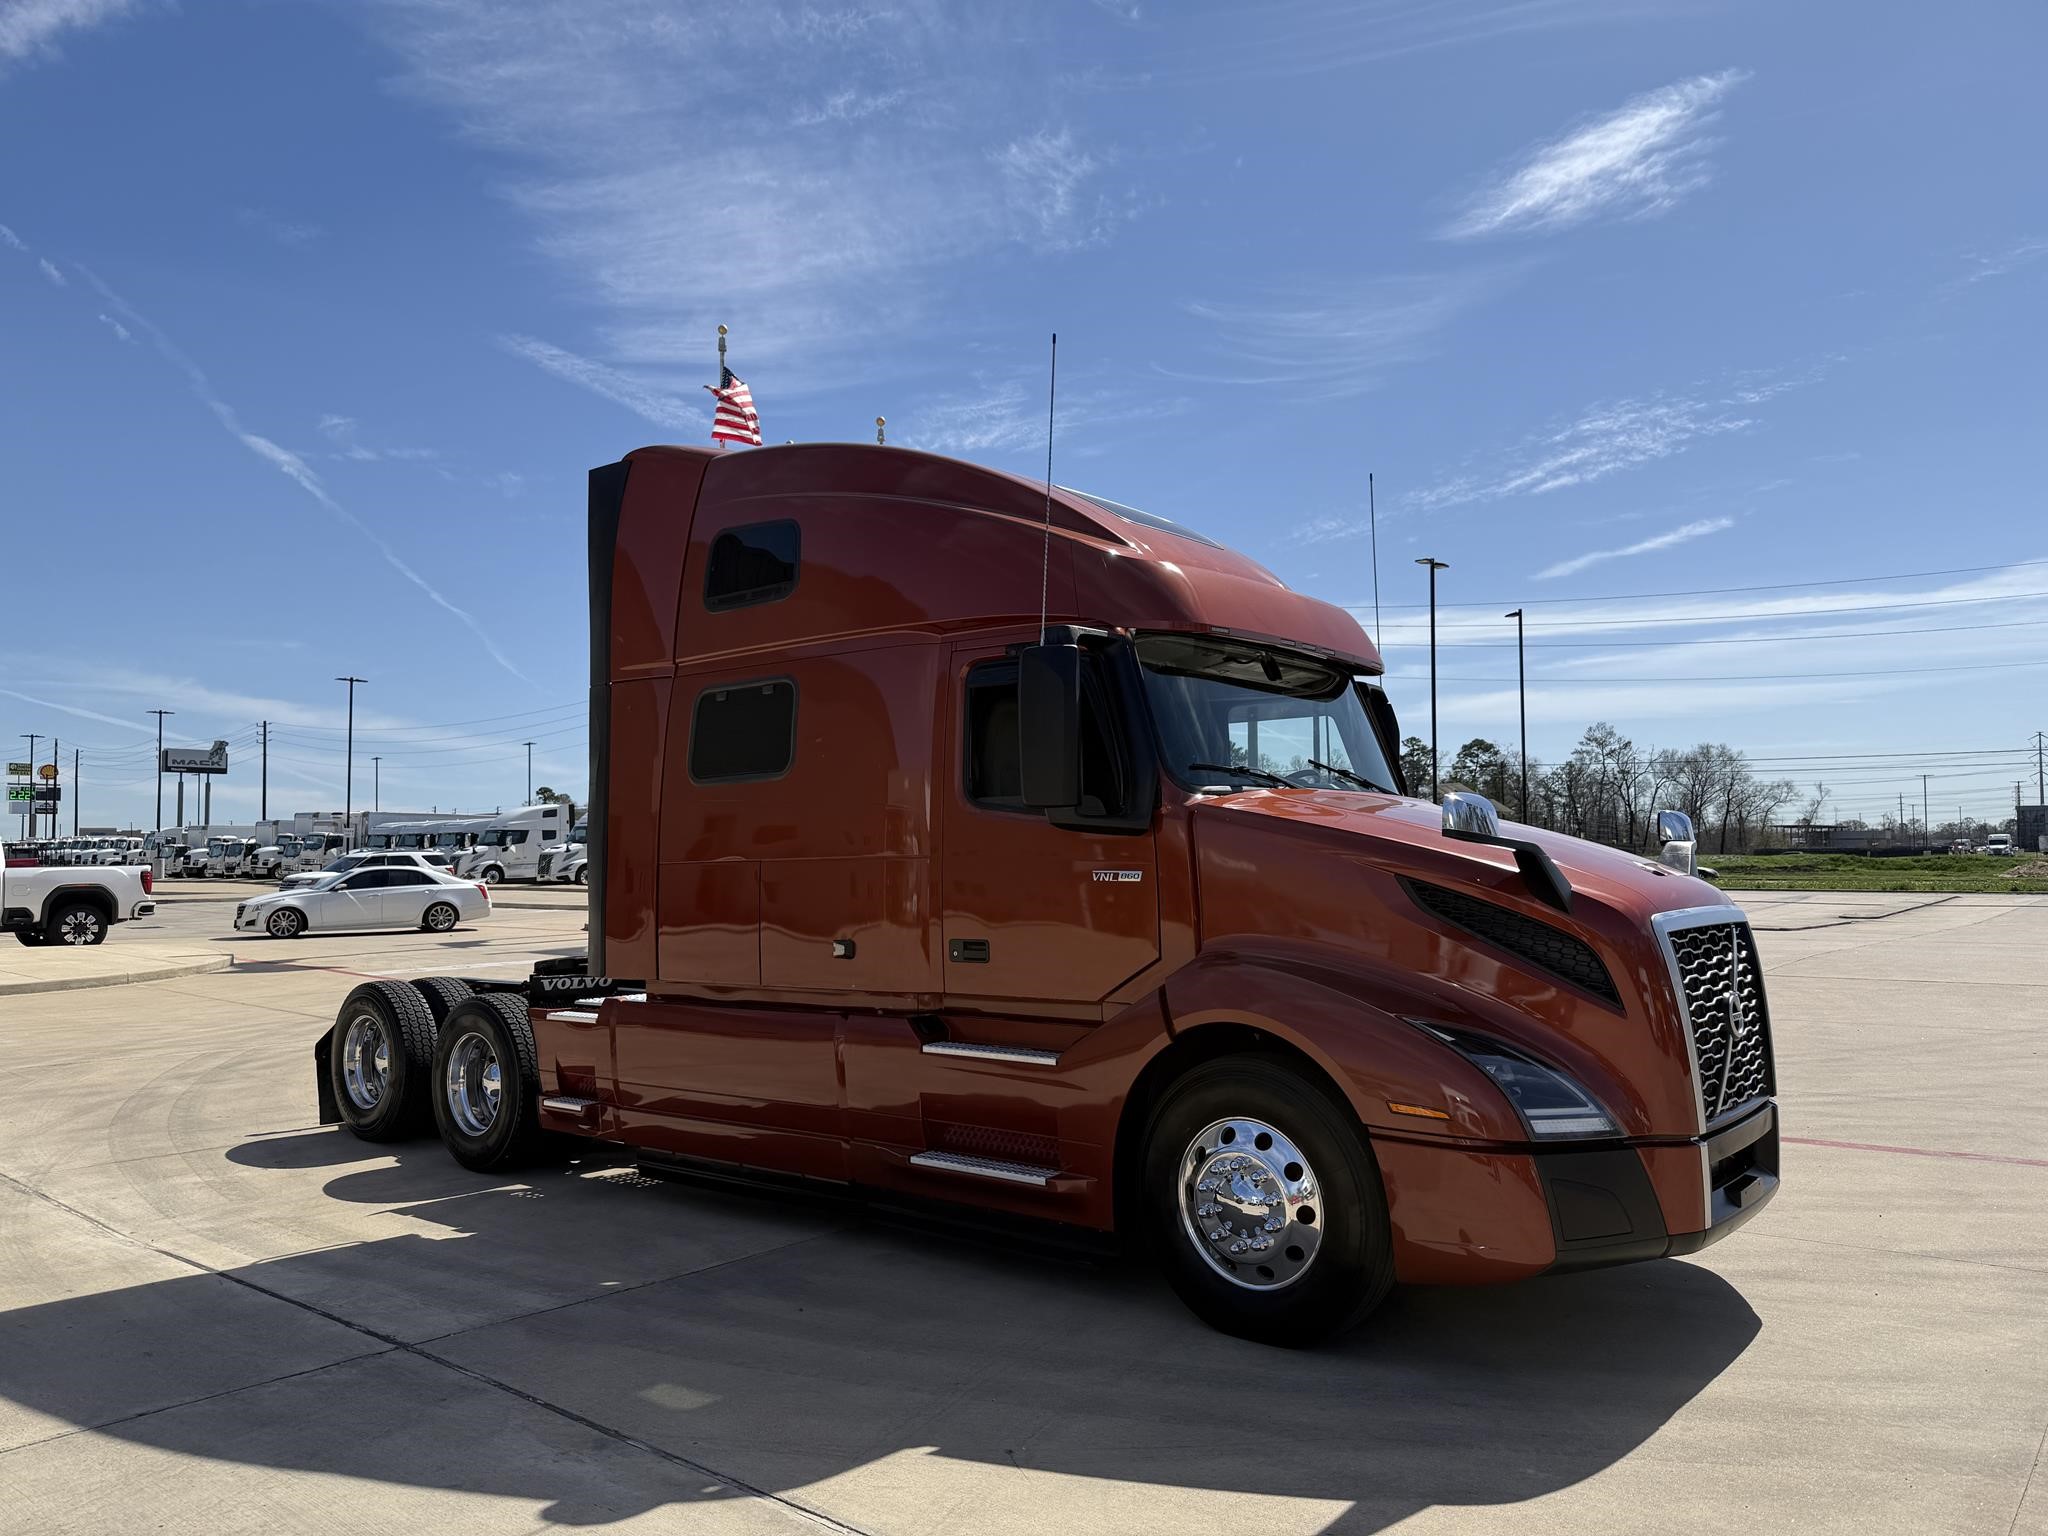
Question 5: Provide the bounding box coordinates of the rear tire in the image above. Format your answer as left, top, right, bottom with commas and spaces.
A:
422, 901, 459, 933
432, 993, 544, 1172
1142, 1055, 1394, 1347
327, 981, 438, 1140
51, 901, 107, 946
409, 975, 474, 1027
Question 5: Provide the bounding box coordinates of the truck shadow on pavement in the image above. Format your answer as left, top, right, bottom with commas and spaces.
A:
1, 1130, 1762, 1532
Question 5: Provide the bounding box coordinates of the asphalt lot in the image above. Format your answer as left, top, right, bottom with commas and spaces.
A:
0, 889, 2043, 1534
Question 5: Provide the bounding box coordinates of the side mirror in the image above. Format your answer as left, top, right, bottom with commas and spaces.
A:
1441, 790, 1574, 913
1656, 809, 1697, 876
1017, 643, 1082, 809
1442, 792, 1503, 839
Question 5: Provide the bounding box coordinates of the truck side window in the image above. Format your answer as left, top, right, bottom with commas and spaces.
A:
690, 678, 797, 782
964, 658, 1129, 820
705, 521, 799, 611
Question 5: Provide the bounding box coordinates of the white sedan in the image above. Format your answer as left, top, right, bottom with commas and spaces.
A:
235, 866, 491, 939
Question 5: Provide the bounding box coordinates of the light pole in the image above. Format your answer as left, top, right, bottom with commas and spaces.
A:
1506, 608, 1527, 821
372, 756, 381, 813
18, 735, 36, 842
337, 677, 365, 838
148, 710, 173, 831
522, 741, 535, 805
1414, 558, 1448, 801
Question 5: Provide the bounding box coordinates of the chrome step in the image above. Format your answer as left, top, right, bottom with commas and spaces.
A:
921, 1040, 1061, 1067
540, 1094, 599, 1116
543, 1008, 599, 1024
908, 1150, 1059, 1187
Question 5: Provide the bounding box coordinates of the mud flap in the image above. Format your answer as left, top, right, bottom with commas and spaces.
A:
313, 1033, 339, 1125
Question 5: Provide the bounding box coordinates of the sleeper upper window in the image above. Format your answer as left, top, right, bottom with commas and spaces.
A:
705, 521, 799, 611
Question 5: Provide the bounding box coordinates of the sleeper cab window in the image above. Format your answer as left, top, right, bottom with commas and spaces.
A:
690, 678, 797, 783
705, 520, 799, 611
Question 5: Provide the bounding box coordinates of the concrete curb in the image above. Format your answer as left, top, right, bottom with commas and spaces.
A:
0, 953, 234, 997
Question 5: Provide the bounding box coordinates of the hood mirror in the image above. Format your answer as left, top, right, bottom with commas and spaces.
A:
1656, 809, 1697, 876
1440, 791, 1573, 913
1442, 792, 1503, 839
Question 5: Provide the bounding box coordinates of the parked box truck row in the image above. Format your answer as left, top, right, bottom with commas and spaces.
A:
314, 442, 1779, 1344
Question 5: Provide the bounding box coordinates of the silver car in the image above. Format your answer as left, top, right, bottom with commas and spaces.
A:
235, 866, 491, 939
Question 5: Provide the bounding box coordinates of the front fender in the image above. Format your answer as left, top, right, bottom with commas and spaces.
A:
1164, 943, 1526, 1144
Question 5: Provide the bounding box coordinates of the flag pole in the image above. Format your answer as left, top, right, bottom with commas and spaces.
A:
714, 324, 729, 450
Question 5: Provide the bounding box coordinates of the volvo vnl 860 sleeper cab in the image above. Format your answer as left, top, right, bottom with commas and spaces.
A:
314, 442, 1779, 1345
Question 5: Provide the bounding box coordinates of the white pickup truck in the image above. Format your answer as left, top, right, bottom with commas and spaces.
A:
0, 862, 156, 945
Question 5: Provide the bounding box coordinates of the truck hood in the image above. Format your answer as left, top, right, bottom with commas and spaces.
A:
1192, 789, 1726, 926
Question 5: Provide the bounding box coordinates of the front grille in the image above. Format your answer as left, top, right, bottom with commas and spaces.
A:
1401, 879, 1621, 1006
1667, 921, 1775, 1123
538, 854, 554, 877
234, 905, 245, 923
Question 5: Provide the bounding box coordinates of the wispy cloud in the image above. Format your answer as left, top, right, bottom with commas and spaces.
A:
37, 257, 66, 287
0, 0, 146, 67
1534, 516, 1734, 580
498, 335, 705, 434
1945, 236, 2048, 294
994, 128, 1126, 250
902, 374, 1191, 458
1443, 70, 1746, 239
237, 207, 325, 247
1169, 272, 1498, 400
75, 268, 529, 682
359, 4, 1134, 404
1409, 366, 1816, 513
316, 413, 437, 463
97, 312, 132, 342
0, 685, 154, 734
0, 224, 24, 250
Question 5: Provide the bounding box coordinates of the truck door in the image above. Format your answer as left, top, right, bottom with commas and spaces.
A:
939, 642, 1159, 1006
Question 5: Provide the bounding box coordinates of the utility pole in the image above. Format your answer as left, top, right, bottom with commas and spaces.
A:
149, 710, 173, 832
523, 741, 535, 805
1921, 773, 1930, 853
1506, 607, 1527, 821
48, 737, 58, 841
372, 755, 381, 813
337, 676, 365, 840
260, 720, 269, 822
72, 748, 79, 835
2033, 730, 2045, 806
1414, 559, 1448, 800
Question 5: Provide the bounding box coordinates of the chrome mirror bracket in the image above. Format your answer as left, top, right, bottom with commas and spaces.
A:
1441, 792, 1574, 913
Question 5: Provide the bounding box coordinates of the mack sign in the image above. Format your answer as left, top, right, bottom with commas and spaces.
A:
161, 740, 231, 775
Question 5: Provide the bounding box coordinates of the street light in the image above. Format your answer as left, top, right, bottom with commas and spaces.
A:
1414, 558, 1449, 801
522, 740, 535, 805
149, 710, 173, 832
372, 755, 381, 813
337, 677, 366, 837
1506, 608, 1527, 821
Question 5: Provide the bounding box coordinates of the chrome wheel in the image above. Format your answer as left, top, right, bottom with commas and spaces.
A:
424, 902, 457, 932
341, 1012, 391, 1112
56, 908, 104, 945
1178, 1116, 1323, 1291
267, 908, 302, 939
444, 1030, 502, 1137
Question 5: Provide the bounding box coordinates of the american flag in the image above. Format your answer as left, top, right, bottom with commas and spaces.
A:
706, 367, 762, 447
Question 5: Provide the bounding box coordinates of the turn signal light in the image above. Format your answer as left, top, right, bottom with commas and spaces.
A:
1387, 1101, 1451, 1120
141, 868, 153, 894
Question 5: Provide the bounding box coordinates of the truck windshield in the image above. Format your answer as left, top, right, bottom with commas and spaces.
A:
1136, 633, 1399, 795
479, 830, 507, 846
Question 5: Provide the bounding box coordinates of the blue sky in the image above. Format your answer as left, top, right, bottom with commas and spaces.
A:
3, 0, 2044, 833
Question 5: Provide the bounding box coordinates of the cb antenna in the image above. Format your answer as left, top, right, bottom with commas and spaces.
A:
1038, 331, 1058, 645
1369, 470, 1381, 641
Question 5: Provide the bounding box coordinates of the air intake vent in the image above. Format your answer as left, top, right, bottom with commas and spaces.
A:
1401, 879, 1621, 1007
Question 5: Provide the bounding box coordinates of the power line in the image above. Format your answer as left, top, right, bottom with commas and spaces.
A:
1381, 617, 2048, 650
1372, 556, 2048, 612
1386, 658, 2048, 686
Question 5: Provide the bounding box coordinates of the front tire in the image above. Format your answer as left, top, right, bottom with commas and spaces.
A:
267, 906, 305, 939
1142, 1055, 1394, 1347
327, 981, 438, 1140
432, 993, 544, 1172
50, 902, 107, 946
14, 928, 46, 947
573, 866, 587, 886
478, 865, 505, 887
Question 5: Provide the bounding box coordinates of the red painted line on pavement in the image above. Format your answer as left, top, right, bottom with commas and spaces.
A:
1784, 1136, 2048, 1170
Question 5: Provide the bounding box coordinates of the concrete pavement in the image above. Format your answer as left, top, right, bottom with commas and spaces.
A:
0, 893, 2042, 1533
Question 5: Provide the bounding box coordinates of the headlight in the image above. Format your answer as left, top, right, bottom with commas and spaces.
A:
1413, 1023, 1617, 1140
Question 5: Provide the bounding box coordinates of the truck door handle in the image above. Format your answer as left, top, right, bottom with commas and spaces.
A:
949, 938, 991, 964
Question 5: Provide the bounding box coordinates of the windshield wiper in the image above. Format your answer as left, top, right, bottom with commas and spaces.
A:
1185, 761, 1291, 788
1308, 758, 1391, 793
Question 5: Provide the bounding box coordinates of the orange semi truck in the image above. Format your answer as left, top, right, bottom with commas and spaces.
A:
315, 442, 1778, 1345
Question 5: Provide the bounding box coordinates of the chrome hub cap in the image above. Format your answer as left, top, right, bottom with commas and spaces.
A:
341, 1013, 391, 1112
445, 1031, 502, 1137
1178, 1117, 1323, 1291
59, 911, 102, 944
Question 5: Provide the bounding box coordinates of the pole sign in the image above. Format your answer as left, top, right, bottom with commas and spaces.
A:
32, 786, 61, 804
6, 785, 30, 804
37, 763, 58, 781
162, 740, 231, 775
6, 762, 29, 777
